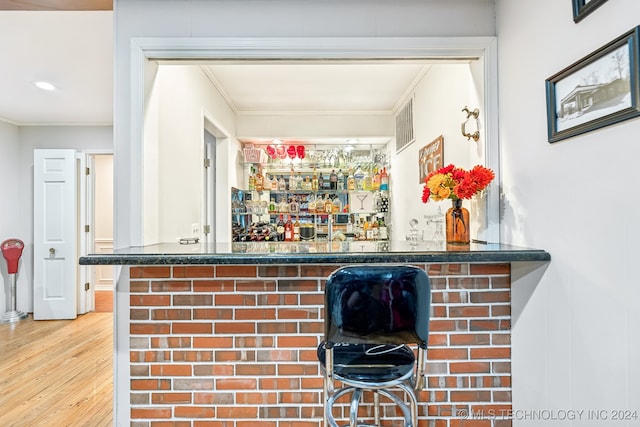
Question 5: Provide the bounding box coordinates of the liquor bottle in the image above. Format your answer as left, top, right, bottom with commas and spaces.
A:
284, 215, 293, 241
353, 218, 360, 240
248, 166, 255, 191
362, 217, 370, 240
269, 174, 276, 191
346, 215, 354, 234
289, 196, 299, 214
296, 172, 303, 190
372, 167, 381, 191
378, 216, 388, 240
255, 169, 264, 192
303, 176, 312, 191
332, 196, 342, 215
276, 215, 285, 241
380, 167, 389, 192
329, 169, 338, 190
363, 168, 372, 191
307, 194, 314, 214
347, 169, 355, 191
337, 169, 344, 191
289, 169, 296, 190
311, 168, 319, 192
371, 217, 379, 240
354, 165, 364, 190
318, 173, 325, 190
293, 216, 301, 241
278, 175, 287, 191
324, 195, 333, 214
268, 198, 276, 214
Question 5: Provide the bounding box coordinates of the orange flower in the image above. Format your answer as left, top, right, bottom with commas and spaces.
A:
421, 164, 494, 203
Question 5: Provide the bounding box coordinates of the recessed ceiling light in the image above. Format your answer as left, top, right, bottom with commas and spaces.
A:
347, 139, 359, 145
35, 81, 56, 91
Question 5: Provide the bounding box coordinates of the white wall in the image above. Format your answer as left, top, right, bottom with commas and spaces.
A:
0, 120, 21, 314
496, 0, 640, 423
152, 65, 238, 243
16, 126, 112, 312
392, 63, 482, 240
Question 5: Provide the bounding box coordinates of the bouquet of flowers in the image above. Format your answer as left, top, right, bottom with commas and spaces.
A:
422, 164, 494, 203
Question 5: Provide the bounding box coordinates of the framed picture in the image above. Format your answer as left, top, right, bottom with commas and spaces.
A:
572, 0, 608, 23
348, 191, 374, 214
418, 135, 444, 183
545, 26, 640, 143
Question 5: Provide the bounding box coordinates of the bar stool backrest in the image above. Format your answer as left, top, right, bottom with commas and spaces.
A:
324, 265, 430, 348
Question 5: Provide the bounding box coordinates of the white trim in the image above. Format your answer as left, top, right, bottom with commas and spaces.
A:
128, 36, 501, 244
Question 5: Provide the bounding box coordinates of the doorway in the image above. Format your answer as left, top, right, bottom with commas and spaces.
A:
88, 153, 114, 312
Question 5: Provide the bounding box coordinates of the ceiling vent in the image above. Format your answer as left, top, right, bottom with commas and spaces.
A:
395, 97, 415, 153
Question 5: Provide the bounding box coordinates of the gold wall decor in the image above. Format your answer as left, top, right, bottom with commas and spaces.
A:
418, 135, 444, 183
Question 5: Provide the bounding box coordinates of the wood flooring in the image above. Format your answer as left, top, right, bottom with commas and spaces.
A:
0, 312, 113, 427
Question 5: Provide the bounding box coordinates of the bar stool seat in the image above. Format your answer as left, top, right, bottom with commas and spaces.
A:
317, 343, 415, 383
318, 265, 431, 427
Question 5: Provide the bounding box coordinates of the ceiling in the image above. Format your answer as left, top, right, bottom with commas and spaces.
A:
0, 5, 465, 134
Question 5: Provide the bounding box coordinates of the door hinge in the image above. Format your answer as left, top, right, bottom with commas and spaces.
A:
84, 282, 90, 291
85, 225, 90, 233
85, 167, 90, 175
204, 158, 211, 168
203, 225, 211, 235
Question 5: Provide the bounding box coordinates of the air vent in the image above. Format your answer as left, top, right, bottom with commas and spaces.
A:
395, 97, 415, 153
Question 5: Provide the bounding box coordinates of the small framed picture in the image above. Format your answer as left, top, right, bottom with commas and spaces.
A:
348, 191, 374, 214
418, 135, 444, 184
572, 0, 608, 23
545, 26, 640, 143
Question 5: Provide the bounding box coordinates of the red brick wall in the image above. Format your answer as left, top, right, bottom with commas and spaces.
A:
129, 262, 511, 427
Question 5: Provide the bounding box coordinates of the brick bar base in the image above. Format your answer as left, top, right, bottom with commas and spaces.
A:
128, 262, 512, 427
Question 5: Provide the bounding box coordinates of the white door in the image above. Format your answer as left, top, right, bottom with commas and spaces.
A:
33, 149, 77, 320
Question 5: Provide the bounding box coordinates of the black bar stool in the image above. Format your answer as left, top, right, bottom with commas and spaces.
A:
1, 238, 28, 323
317, 265, 431, 427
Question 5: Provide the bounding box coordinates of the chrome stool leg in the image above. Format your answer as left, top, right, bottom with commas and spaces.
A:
373, 391, 380, 426
349, 388, 362, 427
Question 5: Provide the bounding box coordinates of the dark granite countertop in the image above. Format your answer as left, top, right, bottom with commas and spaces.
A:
79, 240, 550, 265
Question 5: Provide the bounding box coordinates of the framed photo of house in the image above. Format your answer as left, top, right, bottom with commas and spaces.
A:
545, 26, 640, 143
418, 135, 444, 183
572, 0, 608, 23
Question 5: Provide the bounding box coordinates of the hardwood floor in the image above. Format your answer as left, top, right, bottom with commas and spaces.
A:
95, 290, 113, 313
0, 312, 113, 426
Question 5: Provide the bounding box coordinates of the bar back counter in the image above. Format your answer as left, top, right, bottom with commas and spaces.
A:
80, 241, 550, 427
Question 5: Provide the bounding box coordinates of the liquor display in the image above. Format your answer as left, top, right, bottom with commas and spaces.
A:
232, 144, 391, 243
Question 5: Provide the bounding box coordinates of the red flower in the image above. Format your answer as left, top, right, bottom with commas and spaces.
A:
469, 165, 495, 188
453, 175, 479, 199
421, 164, 495, 203
422, 186, 431, 203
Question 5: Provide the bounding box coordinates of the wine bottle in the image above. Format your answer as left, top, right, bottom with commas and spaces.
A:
276, 215, 285, 241
293, 216, 300, 241
380, 167, 389, 192
329, 169, 338, 190
311, 168, 319, 192
248, 166, 255, 191
337, 169, 344, 191
285, 215, 293, 241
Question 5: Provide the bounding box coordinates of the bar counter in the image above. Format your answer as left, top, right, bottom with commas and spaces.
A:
79, 240, 550, 265
82, 242, 549, 427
